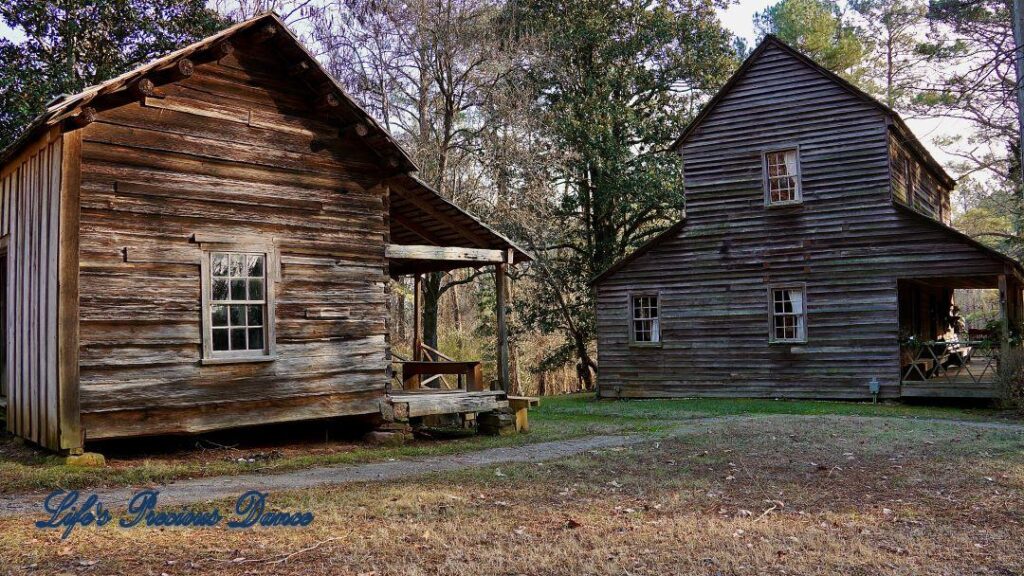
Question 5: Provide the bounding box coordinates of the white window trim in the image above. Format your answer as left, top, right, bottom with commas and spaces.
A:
767, 283, 808, 344
628, 292, 662, 347
198, 238, 280, 365
762, 146, 803, 207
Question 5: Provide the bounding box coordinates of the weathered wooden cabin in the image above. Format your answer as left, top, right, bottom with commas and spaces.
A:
593, 36, 1023, 401
0, 13, 529, 452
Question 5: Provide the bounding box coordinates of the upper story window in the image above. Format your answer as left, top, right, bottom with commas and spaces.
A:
630, 294, 660, 345
763, 148, 802, 206
769, 284, 807, 343
199, 242, 278, 364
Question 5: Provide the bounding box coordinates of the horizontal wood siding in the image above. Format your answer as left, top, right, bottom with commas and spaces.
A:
595, 43, 1007, 400
77, 45, 389, 439
890, 134, 950, 224
0, 130, 63, 449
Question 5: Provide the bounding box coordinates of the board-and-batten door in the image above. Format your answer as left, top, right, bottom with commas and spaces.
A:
0, 133, 64, 450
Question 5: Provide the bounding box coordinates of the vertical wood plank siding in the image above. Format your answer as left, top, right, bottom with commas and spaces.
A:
76, 45, 389, 439
0, 131, 64, 449
595, 44, 1008, 400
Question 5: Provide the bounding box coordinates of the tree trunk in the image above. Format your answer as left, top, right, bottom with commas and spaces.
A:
575, 334, 597, 391
450, 279, 462, 333
396, 282, 406, 343
422, 271, 442, 354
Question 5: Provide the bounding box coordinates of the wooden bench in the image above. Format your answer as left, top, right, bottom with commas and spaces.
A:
506, 396, 540, 432
402, 361, 484, 391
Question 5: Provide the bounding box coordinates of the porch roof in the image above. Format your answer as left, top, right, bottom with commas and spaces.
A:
893, 203, 1024, 285
388, 174, 531, 276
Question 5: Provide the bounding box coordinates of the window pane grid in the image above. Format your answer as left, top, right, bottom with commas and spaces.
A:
771, 288, 805, 342
765, 150, 799, 204
211, 252, 266, 353
631, 296, 660, 343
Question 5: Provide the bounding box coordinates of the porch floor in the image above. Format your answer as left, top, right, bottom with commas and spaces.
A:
387, 389, 508, 418
900, 354, 998, 399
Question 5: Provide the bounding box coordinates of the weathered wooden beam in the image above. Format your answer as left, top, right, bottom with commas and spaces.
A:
168, 58, 194, 81
413, 274, 423, 368
316, 93, 340, 110
496, 262, 510, 393
66, 107, 96, 130
340, 122, 370, 138
386, 244, 505, 263
58, 130, 83, 452
130, 78, 156, 99
999, 273, 1010, 357
389, 183, 491, 248
390, 212, 438, 245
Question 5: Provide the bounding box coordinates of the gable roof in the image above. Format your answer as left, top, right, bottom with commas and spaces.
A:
892, 202, 1024, 280
592, 35, 961, 286
671, 35, 954, 190
0, 12, 416, 172
0, 12, 533, 269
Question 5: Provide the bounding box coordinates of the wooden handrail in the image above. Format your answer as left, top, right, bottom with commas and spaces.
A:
420, 342, 454, 362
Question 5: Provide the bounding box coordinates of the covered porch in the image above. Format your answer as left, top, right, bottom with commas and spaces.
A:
898, 272, 1023, 398
383, 175, 531, 422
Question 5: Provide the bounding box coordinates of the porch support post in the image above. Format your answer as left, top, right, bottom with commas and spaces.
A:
413, 274, 422, 362
495, 258, 510, 393
999, 273, 1010, 357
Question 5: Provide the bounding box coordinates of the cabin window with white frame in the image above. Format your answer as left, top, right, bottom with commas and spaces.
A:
769, 285, 807, 343
630, 295, 660, 344
206, 251, 271, 358
764, 148, 801, 205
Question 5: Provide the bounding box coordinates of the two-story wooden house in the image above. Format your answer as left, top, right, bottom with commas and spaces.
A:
593, 36, 1023, 400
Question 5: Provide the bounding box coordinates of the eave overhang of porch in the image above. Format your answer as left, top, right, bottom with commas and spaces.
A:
892, 202, 1024, 287
386, 174, 531, 276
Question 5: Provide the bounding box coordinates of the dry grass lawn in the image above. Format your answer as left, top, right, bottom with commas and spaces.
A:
2, 414, 1022, 575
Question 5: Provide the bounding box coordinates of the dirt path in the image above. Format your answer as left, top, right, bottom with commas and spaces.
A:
3, 414, 1020, 518
0, 431, 656, 518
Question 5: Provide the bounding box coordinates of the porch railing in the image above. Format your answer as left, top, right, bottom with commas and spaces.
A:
900, 339, 1001, 386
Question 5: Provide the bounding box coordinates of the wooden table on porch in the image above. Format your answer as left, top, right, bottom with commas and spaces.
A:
402, 361, 484, 391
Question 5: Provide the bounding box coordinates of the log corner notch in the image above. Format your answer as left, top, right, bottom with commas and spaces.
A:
168, 58, 194, 81
130, 78, 157, 99
65, 107, 96, 130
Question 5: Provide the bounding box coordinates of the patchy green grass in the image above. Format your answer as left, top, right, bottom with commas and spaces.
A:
544, 393, 1010, 422
0, 402, 643, 494
0, 394, 1015, 494
4, 415, 1023, 575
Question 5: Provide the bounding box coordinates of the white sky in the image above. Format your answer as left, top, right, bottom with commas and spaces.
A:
0, 0, 970, 178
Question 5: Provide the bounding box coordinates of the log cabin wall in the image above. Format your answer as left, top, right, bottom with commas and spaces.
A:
594, 40, 1011, 400
75, 44, 390, 440
0, 129, 64, 449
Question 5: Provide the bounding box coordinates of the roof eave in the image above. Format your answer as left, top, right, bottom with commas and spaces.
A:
590, 219, 687, 286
